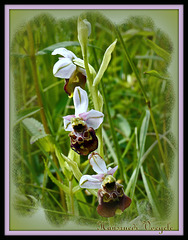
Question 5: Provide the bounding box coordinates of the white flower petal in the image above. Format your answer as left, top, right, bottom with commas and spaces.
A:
63, 116, 74, 131
79, 109, 104, 130
53, 58, 76, 79
107, 166, 118, 176
79, 175, 102, 189
89, 152, 107, 174
63, 115, 76, 121
91, 173, 105, 182
52, 48, 77, 59
77, 66, 87, 76
73, 87, 88, 116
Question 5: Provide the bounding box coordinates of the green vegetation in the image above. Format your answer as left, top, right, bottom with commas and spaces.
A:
11, 12, 175, 230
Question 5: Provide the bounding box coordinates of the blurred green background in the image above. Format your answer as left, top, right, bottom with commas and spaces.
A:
9, 9, 179, 231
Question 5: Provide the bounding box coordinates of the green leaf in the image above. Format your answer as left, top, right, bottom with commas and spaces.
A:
140, 166, 161, 218
143, 39, 171, 62
43, 158, 70, 194
77, 17, 90, 57
75, 190, 92, 217
135, 55, 163, 61
144, 70, 169, 80
123, 28, 155, 41
130, 110, 150, 199
126, 130, 170, 195
60, 152, 82, 181
116, 114, 131, 138
54, 146, 72, 181
22, 117, 51, 151
93, 39, 117, 86
102, 128, 118, 165
68, 148, 80, 167
30, 134, 49, 145
83, 19, 91, 37
36, 41, 80, 55
60, 152, 97, 197
22, 117, 45, 136
36, 41, 103, 56
139, 109, 150, 155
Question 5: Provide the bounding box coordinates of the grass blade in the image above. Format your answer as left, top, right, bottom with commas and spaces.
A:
15, 107, 40, 126
102, 127, 118, 165
130, 110, 150, 199
140, 166, 161, 218
144, 70, 169, 80
43, 158, 70, 194
143, 38, 171, 62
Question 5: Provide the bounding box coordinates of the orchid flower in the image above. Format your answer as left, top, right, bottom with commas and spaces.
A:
63, 87, 104, 155
79, 152, 132, 218
79, 152, 118, 189
63, 86, 104, 132
52, 48, 86, 97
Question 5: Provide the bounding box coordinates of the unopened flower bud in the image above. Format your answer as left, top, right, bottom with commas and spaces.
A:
77, 17, 91, 57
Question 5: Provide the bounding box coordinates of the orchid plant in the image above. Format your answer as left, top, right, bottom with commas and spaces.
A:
23, 17, 132, 221
51, 18, 131, 218
13, 12, 174, 229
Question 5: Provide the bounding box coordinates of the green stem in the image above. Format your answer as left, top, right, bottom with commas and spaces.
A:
115, 25, 168, 177
96, 127, 104, 158
82, 40, 104, 157
82, 46, 93, 90
115, 25, 149, 104
69, 179, 74, 215
92, 47, 123, 179
27, 24, 50, 135
52, 152, 67, 212
61, 152, 97, 197
101, 80, 123, 178
90, 85, 104, 158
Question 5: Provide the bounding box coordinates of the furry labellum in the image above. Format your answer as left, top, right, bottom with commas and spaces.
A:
79, 153, 131, 217
69, 124, 98, 156
97, 175, 131, 218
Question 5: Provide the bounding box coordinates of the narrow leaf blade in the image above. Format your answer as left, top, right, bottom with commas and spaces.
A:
93, 39, 117, 86
140, 166, 161, 218
143, 39, 171, 62
130, 110, 150, 199
144, 70, 169, 80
